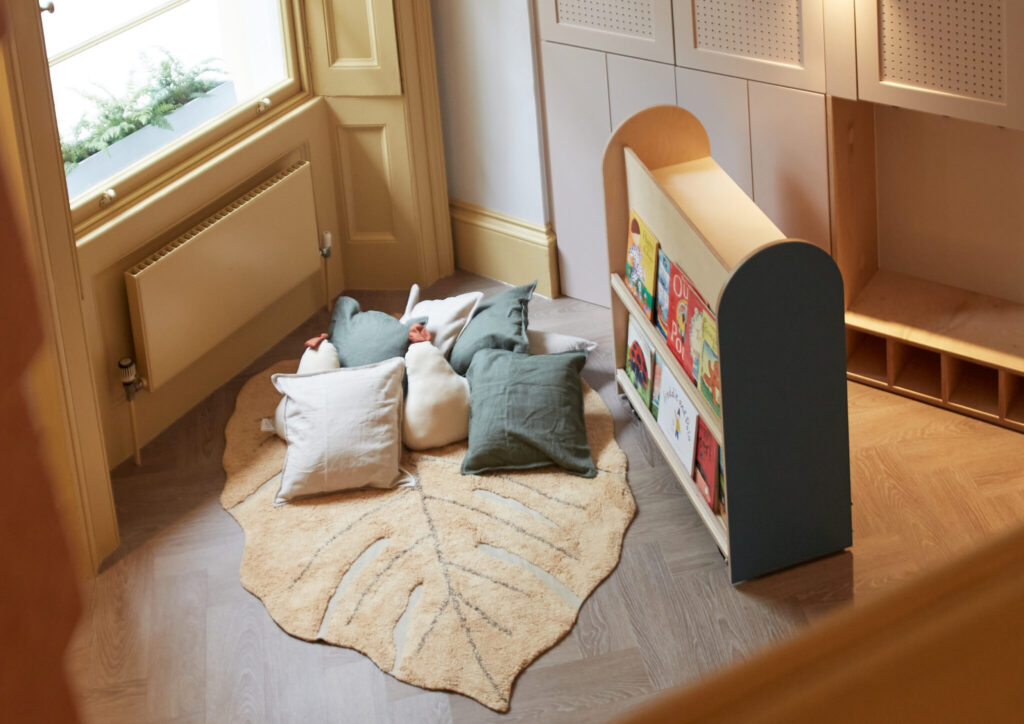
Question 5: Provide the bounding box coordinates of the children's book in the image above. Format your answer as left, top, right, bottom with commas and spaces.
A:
698, 314, 722, 419
694, 418, 719, 513
656, 370, 699, 477
686, 282, 709, 383
665, 263, 694, 382
626, 318, 655, 407
654, 249, 671, 338
650, 355, 663, 418
625, 210, 659, 320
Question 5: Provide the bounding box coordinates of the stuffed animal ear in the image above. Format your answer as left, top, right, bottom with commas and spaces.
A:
402, 283, 421, 321
304, 333, 328, 350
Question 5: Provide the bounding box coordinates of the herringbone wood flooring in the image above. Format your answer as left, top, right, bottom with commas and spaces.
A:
67, 273, 1024, 723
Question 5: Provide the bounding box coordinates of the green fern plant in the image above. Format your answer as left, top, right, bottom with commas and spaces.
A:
60, 50, 223, 174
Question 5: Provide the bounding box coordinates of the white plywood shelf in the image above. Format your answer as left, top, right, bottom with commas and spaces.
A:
650, 156, 784, 272
616, 368, 730, 557
610, 273, 724, 445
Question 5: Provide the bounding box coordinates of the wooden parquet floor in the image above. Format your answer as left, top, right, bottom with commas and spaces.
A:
67, 272, 1024, 723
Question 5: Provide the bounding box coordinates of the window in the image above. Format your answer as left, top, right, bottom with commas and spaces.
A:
42, 0, 299, 217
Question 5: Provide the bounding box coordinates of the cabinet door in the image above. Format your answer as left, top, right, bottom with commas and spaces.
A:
537, 0, 674, 63
672, 0, 825, 92
748, 82, 830, 253
607, 55, 676, 130
854, 0, 1024, 131
541, 41, 612, 305
674, 67, 752, 197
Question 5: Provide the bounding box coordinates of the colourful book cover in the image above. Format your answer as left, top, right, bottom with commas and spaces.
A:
625, 210, 659, 320
695, 418, 719, 513
698, 314, 722, 419
655, 369, 699, 477
686, 281, 709, 383
651, 355, 663, 418
626, 317, 654, 407
665, 262, 694, 382
654, 249, 671, 338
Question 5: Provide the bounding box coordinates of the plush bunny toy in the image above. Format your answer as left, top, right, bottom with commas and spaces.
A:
403, 341, 470, 450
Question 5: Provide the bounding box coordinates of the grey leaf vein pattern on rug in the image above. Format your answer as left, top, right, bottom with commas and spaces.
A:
220, 361, 635, 711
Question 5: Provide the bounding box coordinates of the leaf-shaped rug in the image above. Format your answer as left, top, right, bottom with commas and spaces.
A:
221, 361, 635, 711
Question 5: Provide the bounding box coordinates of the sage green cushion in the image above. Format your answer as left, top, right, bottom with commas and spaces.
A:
462, 349, 596, 478
328, 296, 426, 368
449, 281, 536, 375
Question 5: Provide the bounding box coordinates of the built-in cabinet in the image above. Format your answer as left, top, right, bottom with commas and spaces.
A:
540, 0, 1024, 431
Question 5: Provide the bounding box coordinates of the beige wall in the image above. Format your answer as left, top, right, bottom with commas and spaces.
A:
875, 105, 1024, 305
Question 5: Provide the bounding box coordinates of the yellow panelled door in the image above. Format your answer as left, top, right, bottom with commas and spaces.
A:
305, 0, 453, 290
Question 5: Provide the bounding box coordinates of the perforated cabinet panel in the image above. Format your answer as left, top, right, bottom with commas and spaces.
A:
694, 0, 802, 66
555, 0, 655, 39
855, 0, 1023, 129
673, 0, 825, 92
537, 0, 674, 63
878, 0, 1005, 103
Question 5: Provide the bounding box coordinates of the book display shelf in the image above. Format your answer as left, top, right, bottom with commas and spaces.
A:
603, 106, 852, 582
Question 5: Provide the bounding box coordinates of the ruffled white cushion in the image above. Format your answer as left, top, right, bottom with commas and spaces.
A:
528, 329, 597, 355
399, 284, 483, 357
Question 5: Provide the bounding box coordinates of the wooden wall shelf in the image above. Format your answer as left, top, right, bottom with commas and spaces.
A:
604, 106, 852, 583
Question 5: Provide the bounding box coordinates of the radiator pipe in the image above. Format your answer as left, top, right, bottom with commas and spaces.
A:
118, 357, 146, 466
320, 231, 333, 316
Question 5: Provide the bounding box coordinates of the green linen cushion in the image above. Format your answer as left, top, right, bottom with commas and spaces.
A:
462, 348, 596, 478
328, 296, 426, 368
449, 281, 536, 376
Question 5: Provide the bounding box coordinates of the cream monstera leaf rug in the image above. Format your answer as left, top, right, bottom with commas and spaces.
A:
220, 361, 635, 711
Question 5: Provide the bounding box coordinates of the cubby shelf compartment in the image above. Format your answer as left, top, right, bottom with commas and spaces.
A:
846, 329, 887, 387
616, 368, 730, 556
890, 343, 942, 403
1004, 373, 1024, 430
604, 106, 852, 583
945, 357, 1000, 420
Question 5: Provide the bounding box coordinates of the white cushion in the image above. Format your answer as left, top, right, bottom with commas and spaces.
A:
528, 329, 598, 355
399, 284, 483, 357
272, 358, 412, 504
403, 341, 470, 450
272, 341, 341, 440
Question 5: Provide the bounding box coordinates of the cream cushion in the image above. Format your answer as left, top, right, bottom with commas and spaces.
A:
400, 284, 483, 357
272, 358, 411, 504
403, 341, 470, 450
528, 329, 598, 355
272, 341, 340, 440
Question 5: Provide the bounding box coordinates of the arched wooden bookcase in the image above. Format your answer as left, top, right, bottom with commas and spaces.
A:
604, 106, 852, 582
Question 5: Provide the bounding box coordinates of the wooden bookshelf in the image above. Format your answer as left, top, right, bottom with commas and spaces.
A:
604, 106, 852, 583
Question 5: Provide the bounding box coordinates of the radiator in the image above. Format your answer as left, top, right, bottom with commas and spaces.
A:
125, 161, 320, 391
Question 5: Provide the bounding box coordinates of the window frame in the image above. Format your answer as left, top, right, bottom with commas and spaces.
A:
55, 0, 310, 232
